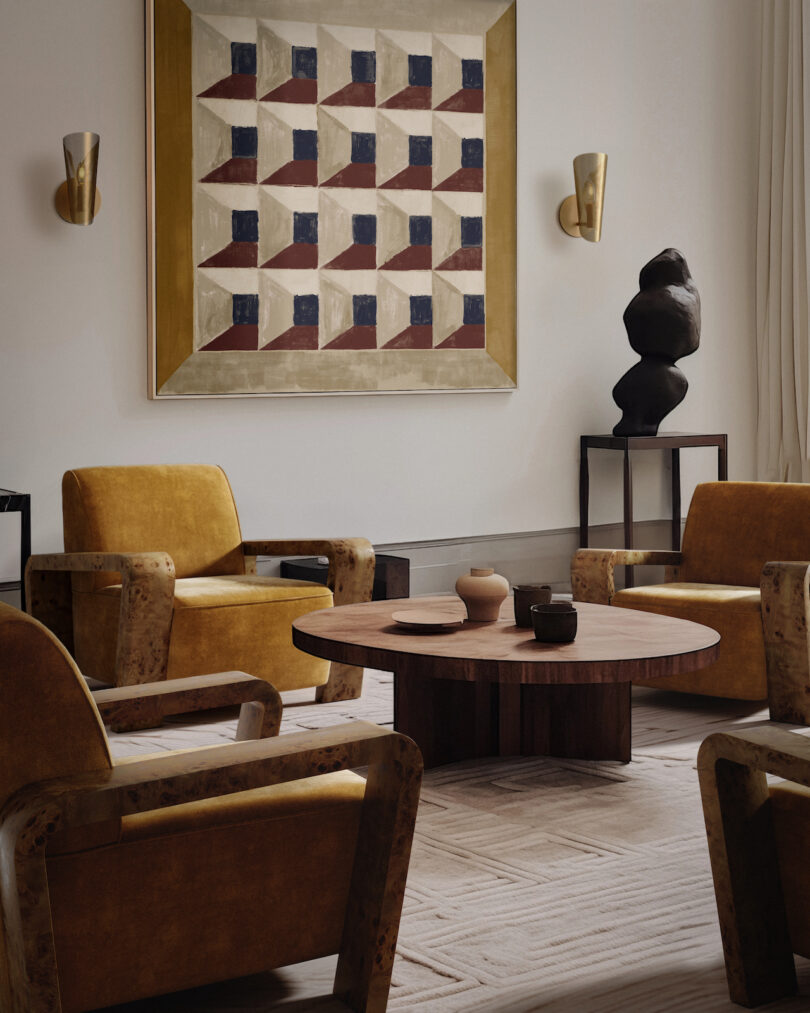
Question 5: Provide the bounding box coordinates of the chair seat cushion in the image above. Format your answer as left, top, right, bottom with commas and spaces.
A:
770, 781, 810, 958
47, 769, 366, 1011
73, 577, 333, 691
614, 582, 761, 613
166, 575, 334, 608
612, 583, 766, 699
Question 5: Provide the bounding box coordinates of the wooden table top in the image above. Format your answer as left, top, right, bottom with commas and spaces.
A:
293, 596, 720, 685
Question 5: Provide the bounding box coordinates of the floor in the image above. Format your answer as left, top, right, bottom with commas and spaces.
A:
102, 673, 810, 1013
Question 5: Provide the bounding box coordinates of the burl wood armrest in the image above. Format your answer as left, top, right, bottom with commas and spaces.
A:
242, 537, 375, 606
24, 551, 175, 687
761, 561, 810, 726
244, 538, 376, 703
698, 727, 810, 1007
571, 548, 683, 604
93, 671, 283, 739
0, 722, 423, 1013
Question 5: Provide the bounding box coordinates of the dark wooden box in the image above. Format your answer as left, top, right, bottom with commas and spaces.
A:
280, 553, 410, 601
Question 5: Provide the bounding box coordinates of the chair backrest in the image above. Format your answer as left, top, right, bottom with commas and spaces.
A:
63, 464, 246, 590
0, 603, 112, 812
679, 481, 810, 586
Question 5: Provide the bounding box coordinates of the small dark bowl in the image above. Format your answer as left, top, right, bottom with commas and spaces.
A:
530, 602, 577, 643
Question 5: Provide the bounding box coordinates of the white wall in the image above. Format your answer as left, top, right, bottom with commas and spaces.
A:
0, 0, 759, 577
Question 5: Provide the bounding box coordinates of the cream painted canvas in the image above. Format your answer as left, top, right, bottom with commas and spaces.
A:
147, 0, 516, 396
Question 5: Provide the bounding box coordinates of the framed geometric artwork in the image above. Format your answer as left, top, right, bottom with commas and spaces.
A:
146, 0, 516, 397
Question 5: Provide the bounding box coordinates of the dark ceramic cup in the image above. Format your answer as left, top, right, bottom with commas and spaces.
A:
513, 584, 553, 627
530, 602, 577, 643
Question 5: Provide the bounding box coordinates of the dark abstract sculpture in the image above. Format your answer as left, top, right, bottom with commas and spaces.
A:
612, 248, 700, 437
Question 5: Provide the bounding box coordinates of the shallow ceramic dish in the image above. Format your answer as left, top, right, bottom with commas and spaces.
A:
391, 609, 464, 632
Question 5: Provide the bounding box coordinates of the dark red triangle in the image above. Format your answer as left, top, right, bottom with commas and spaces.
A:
379, 165, 432, 190
324, 325, 377, 349
380, 86, 431, 110
435, 89, 483, 114
434, 167, 483, 193
198, 75, 256, 100
261, 326, 319, 350
436, 247, 482, 271
260, 79, 317, 104
201, 325, 259, 351
324, 244, 377, 269
321, 163, 376, 188
380, 246, 432, 270
261, 243, 318, 269
435, 324, 485, 349
321, 82, 375, 107
201, 158, 257, 184
383, 325, 433, 349
261, 160, 318, 186
199, 242, 258, 269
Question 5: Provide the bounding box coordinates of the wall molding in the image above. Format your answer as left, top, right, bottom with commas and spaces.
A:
256, 518, 679, 596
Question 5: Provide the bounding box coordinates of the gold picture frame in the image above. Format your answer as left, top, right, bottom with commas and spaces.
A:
146, 0, 516, 397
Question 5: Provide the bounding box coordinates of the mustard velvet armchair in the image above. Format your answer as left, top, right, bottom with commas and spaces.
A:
699, 728, 810, 1007
571, 481, 810, 723
25, 464, 375, 702
0, 602, 422, 1013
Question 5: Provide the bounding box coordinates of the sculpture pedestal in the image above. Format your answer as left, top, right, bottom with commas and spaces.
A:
578, 432, 728, 588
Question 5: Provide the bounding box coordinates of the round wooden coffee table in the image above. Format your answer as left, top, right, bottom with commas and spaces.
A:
293, 596, 720, 767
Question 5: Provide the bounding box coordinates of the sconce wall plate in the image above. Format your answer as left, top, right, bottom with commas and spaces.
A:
56, 132, 101, 225
558, 152, 607, 243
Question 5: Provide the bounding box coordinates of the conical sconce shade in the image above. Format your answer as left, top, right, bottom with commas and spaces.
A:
558, 152, 607, 242
55, 132, 101, 225
573, 153, 607, 243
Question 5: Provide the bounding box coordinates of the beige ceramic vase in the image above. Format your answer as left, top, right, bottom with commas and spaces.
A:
455, 567, 509, 622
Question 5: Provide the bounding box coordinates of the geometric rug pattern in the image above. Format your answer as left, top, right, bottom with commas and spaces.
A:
106, 674, 810, 1012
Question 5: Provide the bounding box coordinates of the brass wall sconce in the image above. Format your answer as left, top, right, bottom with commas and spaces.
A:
558, 152, 607, 242
55, 132, 101, 225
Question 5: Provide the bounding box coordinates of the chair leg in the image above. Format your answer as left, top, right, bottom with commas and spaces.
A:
317, 661, 364, 702
333, 737, 422, 1012
1, 816, 63, 1011
699, 754, 797, 1006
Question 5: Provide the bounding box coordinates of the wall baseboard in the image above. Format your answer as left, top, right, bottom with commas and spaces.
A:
0, 521, 679, 612
258, 518, 679, 596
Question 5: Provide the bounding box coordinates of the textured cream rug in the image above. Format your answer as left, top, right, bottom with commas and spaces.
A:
106, 673, 810, 1012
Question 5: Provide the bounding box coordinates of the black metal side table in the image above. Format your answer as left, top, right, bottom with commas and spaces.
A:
579, 433, 728, 588
0, 489, 31, 610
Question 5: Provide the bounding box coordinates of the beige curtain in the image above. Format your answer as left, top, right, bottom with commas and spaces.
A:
757, 0, 810, 480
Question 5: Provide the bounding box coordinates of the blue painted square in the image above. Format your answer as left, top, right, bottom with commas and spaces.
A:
232, 126, 257, 159
409, 216, 432, 246
462, 59, 483, 90
353, 214, 376, 246
463, 294, 485, 325
294, 294, 319, 326
352, 50, 376, 83
292, 46, 317, 80
233, 293, 259, 326
232, 210, 258, 243
231, 42, 256, 76
351, 132, 376, 164
293, 129, 318, 161
353, 294, 377, 327
461, 137, 483, 169
410, 295, 432, 326
409, 54, 432, 87
461, 216, 482, 248
409, 135, 432, 166
293, 212, 318, 245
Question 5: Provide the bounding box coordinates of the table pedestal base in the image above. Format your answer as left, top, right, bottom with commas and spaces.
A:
394, 673, 631, 768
